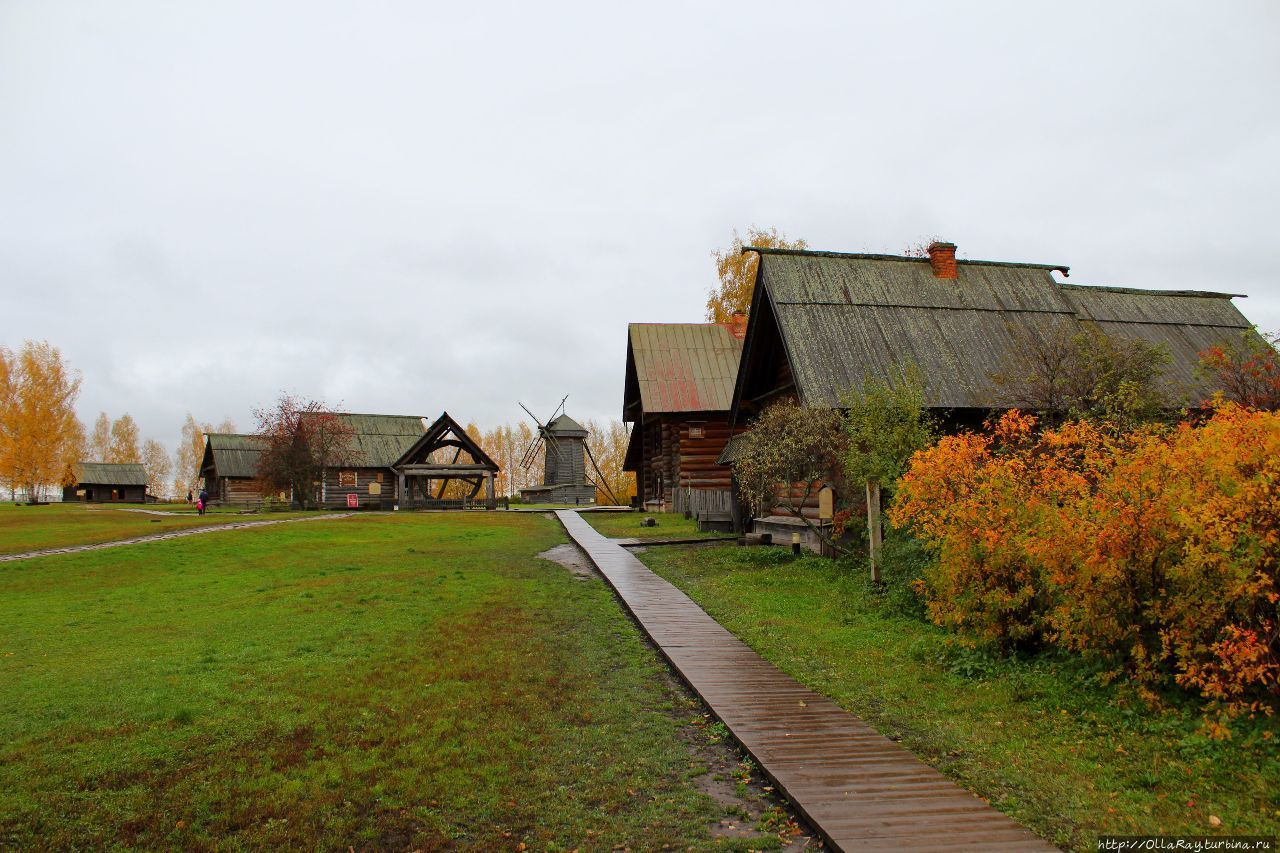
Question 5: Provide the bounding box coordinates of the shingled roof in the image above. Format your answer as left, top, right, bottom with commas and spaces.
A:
72, 462, 148, 486
311, 412, 428, 468
733, 246, 1256, 413
202, 434, 266, 479
624, 323, 745, 420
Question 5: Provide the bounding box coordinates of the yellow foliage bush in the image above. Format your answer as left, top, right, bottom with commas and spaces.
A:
891, 403, 1279, 720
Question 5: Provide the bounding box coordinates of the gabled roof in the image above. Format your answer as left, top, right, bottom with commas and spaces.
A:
392, 412, 499, 470
733, 246, 1256, 412
73, 462, 148, 486
300, 412, 428, 468
202, 433, 265, 478
624, 323, 744, 419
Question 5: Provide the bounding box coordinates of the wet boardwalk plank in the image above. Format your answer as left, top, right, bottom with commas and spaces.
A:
556, 510, 1056, 853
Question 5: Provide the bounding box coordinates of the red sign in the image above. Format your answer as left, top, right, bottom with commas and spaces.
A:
346, 493, 358, 508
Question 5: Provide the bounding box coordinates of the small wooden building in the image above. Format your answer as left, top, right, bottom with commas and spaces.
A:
63, 462, 148, 503
199, 434, 267, 505
519, 414, 596, 505
622, 320, 747, 514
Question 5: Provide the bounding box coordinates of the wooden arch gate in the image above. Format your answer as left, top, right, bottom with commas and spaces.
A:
392, 412, 500, 509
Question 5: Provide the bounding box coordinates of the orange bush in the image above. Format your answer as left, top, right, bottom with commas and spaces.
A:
891, 404, 1279, 720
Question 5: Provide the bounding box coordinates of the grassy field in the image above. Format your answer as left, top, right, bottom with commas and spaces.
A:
640, 544, 1280, 850
1, 512, 788, 850
0, 503, 301, 555
581, 510, 729, 541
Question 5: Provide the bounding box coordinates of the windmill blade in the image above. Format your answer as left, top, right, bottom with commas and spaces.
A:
517, 401, 545, 426
519, 434, 544, 470
548, 394, 569, 424
540, 425, 566, 473
584, 442, 620, 506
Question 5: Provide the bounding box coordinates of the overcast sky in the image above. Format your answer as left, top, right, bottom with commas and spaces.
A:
3, 1, 1278, 452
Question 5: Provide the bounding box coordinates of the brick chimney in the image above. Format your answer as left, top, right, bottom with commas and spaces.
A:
927, 241, 958, 279
729, 310, 748, 339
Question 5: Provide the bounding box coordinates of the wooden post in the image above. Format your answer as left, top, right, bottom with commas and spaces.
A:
866, 480, 882, 584
485, 471, 495, 510
397, 472, 405, 510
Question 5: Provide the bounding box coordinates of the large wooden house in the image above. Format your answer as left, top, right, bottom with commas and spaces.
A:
723, 241, 1260, 547
63, 462, 148, 503
622, 319, 747, 514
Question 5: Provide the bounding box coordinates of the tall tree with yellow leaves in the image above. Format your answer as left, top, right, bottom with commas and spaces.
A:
108, 414, 142, 463
0, 341, 83, 500
142, 438, 173, 499
88, 412, 112, 461
705, 226, 807, 322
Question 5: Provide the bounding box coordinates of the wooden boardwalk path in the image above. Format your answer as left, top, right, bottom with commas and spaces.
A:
556, 510, 1056, 852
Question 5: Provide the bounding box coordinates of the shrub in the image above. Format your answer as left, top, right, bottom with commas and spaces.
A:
891, 404, 1279, 722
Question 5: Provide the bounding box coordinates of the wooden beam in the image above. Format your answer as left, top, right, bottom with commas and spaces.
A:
397, 464, 495, 475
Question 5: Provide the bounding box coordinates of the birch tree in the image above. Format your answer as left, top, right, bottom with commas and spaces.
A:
108, 414, 142, 463
88, 412, 112, 461
706, 226, 806, 322
0, 341, 83, 500
142, 438, 173, 499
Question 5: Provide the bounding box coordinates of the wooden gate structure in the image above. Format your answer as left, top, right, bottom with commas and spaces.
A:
392, 412, 500, 509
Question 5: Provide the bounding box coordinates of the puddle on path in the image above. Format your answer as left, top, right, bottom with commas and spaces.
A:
537, 543, 599, 579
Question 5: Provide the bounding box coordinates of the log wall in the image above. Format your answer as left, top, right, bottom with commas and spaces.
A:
319, 466, 396, 509
637, 413, 745, 510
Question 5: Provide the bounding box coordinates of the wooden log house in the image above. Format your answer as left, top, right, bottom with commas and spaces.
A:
63, 462, 148, 503
622, 319, 747, 514
724, 241, 1262, 550
200, 433, 268, 505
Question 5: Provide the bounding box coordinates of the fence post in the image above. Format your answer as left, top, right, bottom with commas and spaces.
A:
866, 480, 882, 584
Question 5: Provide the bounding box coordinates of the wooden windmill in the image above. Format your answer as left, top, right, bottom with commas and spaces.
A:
517, 398, 619, 505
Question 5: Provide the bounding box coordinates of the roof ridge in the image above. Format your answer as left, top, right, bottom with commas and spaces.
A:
744, 245, 1070, 275
1058, 283, 1245, 299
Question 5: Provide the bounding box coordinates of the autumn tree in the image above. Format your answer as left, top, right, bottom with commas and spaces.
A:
253, 394, 355, 508
88, 412, 112, 461
1199, 329, 1280, 410
705, 226, 807, 322
108, 414, 142, 463
142, 438, 173, 499
842, 367, 935, 581
0, 341, 84, 501
730, 399, 845, 549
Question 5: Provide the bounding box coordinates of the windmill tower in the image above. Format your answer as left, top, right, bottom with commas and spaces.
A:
517, 400, 601, 505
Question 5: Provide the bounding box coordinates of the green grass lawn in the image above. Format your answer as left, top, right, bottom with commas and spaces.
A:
639, 544, 1280, 851
0, 512, 783, 850
581, 510, 729, 541
0, 503, 295, 555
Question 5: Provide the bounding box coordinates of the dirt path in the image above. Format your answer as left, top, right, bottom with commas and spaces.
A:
0, 514, 355, 563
